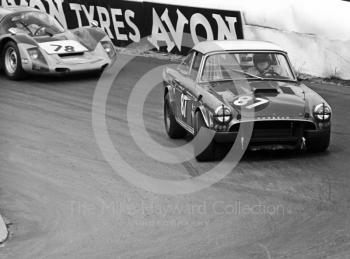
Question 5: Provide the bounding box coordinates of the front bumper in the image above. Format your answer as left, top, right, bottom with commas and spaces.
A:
19, 43, 115, 75
213, 132, 300, 145
23, 56, 111, 74
212, 127, 330, 147
304, 128, 330, 141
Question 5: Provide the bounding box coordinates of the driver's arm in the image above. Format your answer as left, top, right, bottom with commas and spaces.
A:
270, 65, 281, 75
247, 66, 259, 76
27, 24, 40, 34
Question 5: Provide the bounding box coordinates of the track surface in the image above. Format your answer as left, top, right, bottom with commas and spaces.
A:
0, 55, 350, 259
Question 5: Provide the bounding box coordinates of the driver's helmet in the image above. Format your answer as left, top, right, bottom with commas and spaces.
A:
253, 53, 272, 68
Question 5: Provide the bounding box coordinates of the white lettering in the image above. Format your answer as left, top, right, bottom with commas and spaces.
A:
81, 5, 95, 22
148, 8, 175, 52
111, 8, 128, 41
161, 9, 188, 52
190, 13, 214, 45
125, 10, 140, 43
28, 0, 46, 12
97, 6, 114, 39
69, 3, 83, 28
44, 0, 67, 28
212, 14, 237, 40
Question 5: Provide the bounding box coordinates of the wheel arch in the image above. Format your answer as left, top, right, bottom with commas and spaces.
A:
164, 84, 170, 97
164, 83, 176, 102
0, 37, 17, 69
195, 106, 210, 128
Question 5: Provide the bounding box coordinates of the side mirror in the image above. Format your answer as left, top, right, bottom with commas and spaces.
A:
295, 72, 304, 82
8, 28, 17, 35
177, 65, 190, 76
90, 20, 99, 28
44, 27, 55, 36
180, 70, 190, 76
293, 67, 304, 82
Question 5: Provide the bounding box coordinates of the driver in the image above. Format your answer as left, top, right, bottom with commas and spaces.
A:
248, 53, 280, 77
13, 14, 46, 36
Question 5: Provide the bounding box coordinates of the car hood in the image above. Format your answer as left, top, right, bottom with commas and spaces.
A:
209, 80, 307, 119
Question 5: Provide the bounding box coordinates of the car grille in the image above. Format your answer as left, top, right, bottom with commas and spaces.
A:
58, 52, 85, 58
229, 121, 316, 139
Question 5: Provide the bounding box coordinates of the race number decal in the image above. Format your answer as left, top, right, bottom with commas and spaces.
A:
180, 94, 190, 118
233, 96, 269, 110
38, 40, 88, 54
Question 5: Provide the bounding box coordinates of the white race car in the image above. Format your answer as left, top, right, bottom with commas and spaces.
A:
0, 6, 116, 80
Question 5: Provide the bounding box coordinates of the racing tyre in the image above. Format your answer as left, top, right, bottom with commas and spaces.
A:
306, 129, 331, 152
194, 111, 215, 161
164, 93, 187, 138
2, 41, 26, 80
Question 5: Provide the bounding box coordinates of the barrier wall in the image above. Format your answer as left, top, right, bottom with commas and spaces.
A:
1, 0, 349, 79
150, 0, 350, 79
0, 0, 243, 54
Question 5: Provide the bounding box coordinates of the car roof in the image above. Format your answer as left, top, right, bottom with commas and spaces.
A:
0, 6, 39, 20
193, 40, 286, 54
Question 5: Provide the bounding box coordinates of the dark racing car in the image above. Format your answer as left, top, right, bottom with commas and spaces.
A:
0, 6, 116, 80
163, 40, 332, 161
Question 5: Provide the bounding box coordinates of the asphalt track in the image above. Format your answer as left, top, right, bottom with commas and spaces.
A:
0, 54, 350, 259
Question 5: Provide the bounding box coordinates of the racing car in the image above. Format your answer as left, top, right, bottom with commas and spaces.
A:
163, 40, 332, 161
0, 6, 116, 80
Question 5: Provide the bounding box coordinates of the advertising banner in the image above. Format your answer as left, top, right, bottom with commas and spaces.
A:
0, 0, 243, 54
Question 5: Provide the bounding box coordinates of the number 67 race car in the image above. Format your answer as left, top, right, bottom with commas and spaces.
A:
163, 40, 332, 161
0, 6, 116, 80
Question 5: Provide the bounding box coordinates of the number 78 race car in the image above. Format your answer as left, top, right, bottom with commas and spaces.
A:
0, 7, 116, 80
163, 40, 332, 161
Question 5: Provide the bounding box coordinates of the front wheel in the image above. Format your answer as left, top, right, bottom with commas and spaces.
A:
306, 129, 331, 152
2, 41, 26, 80
194, 111, 216, 161
164, 93, 187, 138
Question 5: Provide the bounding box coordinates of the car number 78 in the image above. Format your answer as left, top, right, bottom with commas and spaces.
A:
50, 44, 75, 52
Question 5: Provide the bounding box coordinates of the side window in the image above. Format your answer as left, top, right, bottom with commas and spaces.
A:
191, 52, 203, 79
0, 16, 13, 33
178, 51, 194, 75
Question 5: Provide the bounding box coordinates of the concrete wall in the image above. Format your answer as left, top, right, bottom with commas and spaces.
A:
149, 0, 350, 79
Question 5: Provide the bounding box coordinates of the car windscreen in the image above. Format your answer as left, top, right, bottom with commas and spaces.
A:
2, 11, 65, 36
201, 52, 295, 82
0, 14, 6, 22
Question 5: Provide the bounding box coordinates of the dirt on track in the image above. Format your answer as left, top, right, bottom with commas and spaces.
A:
0, 55, 350, 259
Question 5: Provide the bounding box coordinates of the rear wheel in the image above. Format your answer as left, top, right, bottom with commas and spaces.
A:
2, 41, 26, 80
194, 111, 216, 161
164, 93, 187, 138
306, 129, 331, 152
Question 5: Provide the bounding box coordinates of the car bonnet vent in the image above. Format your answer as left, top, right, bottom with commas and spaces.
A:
253, 87, 279, 94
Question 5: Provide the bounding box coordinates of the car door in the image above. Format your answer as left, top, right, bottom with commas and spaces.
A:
174, 51, 195, 128
183, 51, 203, 128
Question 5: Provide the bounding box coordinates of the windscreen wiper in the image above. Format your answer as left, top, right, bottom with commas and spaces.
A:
231, 68, 264, 80
16, 21, 33, 36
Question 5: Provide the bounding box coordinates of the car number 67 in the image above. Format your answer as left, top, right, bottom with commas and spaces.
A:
234, 96, 269, 109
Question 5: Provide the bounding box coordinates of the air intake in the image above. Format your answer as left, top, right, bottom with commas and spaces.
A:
253, 87, 279, 94
58, 52, 84, 57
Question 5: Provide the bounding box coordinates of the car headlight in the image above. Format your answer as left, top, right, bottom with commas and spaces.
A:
101, 41, 115, 58
313, 103, 331, 121
214, 105, 232, 124
27, 48, 39, 60
26, 47, 49, 71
